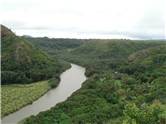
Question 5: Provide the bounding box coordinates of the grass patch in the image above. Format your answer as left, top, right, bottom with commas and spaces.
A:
1, 81, 50, 117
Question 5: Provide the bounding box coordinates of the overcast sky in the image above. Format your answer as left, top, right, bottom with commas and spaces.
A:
1, 0, 165, 39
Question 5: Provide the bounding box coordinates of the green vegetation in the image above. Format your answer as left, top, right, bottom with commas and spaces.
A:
24, 37, 84, 59
1, 25, 66, 84
48, 78, 60, 88
122, 102, 166, 124
1, 81, 50, 117
22, 38, 166, 124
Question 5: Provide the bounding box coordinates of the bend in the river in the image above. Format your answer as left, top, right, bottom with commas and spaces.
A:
2, 64, 86, 124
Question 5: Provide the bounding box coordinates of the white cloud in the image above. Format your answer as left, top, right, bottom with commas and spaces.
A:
0, 0, 165, 39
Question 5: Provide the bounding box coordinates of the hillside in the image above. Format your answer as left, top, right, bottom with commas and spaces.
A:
1, 25, 62, 84
25, 38, 165, 66
118, 45, 166, 85
59, 40, 166, 76
24, 37, 84, 59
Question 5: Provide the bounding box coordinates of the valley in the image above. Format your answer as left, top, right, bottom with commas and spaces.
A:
1, 25, 166, 124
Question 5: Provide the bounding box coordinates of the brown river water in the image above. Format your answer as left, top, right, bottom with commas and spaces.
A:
2, 64, 86, 124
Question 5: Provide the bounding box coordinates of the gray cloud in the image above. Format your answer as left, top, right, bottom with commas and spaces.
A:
1, 0, 165, 39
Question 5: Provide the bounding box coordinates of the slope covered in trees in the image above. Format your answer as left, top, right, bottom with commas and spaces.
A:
24, 37, 85, 59
22, 38, 166, 124
1, 25, 64, 84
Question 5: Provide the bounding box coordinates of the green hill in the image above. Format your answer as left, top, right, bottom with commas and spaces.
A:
60, 40, 165, 75
1, 25, 62, 84
23, 37, 84, 59
118, 45, 166, 83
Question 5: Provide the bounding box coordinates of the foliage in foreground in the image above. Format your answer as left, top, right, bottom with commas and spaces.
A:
23, 74, 166, 124
123, 102, 166, 124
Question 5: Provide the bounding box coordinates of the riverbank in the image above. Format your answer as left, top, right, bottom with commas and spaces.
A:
1, 81, 50, 117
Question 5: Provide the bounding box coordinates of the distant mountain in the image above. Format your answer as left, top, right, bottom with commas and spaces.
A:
1, 25, 61, 84
22, 35, 33, 38
61, 39, 165, 64
23, 37, 85, 58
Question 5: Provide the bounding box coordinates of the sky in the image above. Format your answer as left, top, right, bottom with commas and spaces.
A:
0, 0, 166, 39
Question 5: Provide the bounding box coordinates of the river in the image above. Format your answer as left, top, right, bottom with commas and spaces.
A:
2, 64, 86, 124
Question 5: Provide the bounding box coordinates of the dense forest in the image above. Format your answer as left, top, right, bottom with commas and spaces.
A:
22, 37, 166, 124
1, 25, 68, 84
